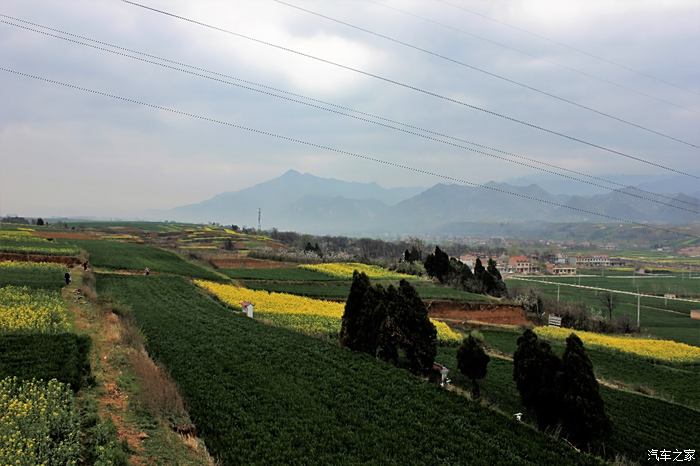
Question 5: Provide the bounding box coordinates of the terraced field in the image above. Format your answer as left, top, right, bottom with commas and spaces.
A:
69, 239, 222, 279
236, 276, 494, 302
0, 260, 67, 290
98, 274, 596, 465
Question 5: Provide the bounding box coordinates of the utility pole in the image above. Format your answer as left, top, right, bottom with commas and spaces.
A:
557, 283, 560, 303
257, 208, 261, 232
637, 293, 641, 328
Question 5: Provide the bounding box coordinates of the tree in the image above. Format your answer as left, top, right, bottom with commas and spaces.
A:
559, 334, 610, 448
424, 246, 450, 283
599, 292, 617, 320
403, 245, 422, 263
457, 335, 490, 398
36, 218, 45, 226
393, 280, 437, 374
341, 275, 437, 374
223, 238, 235, 251
340, 272, 381, 353
513, 329, 562, 430
486, 258, 508, 297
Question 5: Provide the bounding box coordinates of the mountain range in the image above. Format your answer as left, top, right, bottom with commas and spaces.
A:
158, 170, 700, 236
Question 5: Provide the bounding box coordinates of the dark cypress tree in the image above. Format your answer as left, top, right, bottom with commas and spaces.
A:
486, 258, 508, 297
487, 258, 502, 280
513, 329, 562, 430
473, 257, 486, 276
408, 245, 422, 262
424, 246, 450, 282
341, 272, 379, 352
394, 280, 437, 374
36, 218, 45, 226
457, 335, 490, 398
559, 334, 610, 448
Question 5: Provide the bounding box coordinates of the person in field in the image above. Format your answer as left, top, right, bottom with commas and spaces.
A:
83, 260, 89, 271
64, 270, 71, 285
144, 267, 150, 276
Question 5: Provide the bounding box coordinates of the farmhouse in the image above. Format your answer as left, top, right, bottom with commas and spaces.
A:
507, 255, 539, 274
575, 255, 610, 268
545, 263, 577, 275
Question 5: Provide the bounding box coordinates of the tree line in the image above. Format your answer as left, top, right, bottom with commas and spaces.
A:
422, 246, 507, 297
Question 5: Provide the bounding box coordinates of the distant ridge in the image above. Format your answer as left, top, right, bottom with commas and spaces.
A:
160, 170, 700, 235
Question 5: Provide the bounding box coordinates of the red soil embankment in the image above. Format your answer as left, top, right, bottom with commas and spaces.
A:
428, 301, 529, 326
209, 257, 295, 269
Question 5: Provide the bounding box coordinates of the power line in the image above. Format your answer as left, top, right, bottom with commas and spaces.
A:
435, 0, 700, 98
3, 15, 695, 214
360, 0, 696, 114
2, 66, 698, 241
120, 0, 700, 180
270, 0, 698, 148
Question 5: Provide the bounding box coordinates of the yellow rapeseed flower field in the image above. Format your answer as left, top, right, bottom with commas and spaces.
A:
0, 261, 65, 272
0, 377, 80, 465
195, 280, 460, 344
535, 326, 700, 363
299, 262, 413, 280
0, 285, 71, 334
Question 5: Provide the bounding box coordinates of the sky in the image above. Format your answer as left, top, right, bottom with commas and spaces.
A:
0, 0, 698, 218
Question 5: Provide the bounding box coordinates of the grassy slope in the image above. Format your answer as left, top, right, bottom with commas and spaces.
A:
436, 347, 700, 463
476, 328, 700, 409
70, 240, 221, 280
98, 274, 597, 466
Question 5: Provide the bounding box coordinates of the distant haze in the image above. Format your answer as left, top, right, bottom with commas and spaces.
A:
1, 0, 698, 218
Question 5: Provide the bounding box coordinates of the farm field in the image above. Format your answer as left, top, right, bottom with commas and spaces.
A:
97, 274, 596, 465
69, 239, 222, 279
220, 266, 340, 281
0, 229, 81, 256
242, 277, 495, 302
507, 276, 700, 346
0, 260, 67, 289
436, 346, 700, 463
542, 274, 700, 298
0, 377, 81, 465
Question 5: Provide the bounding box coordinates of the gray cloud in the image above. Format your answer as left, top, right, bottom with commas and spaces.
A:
1, 0, 698, 217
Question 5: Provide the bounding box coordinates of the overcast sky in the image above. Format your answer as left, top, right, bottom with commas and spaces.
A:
1, 0, 698, 217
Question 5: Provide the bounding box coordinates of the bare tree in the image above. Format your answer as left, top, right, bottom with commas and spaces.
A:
599, 292, 617, 320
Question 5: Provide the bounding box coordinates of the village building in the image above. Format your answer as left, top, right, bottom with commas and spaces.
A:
507, 255, 539, 274
545, 263, 577, 275
575, 255, 611, 268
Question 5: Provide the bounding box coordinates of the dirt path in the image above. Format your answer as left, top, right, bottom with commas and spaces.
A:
64, 266, 214, 465
63, 267, 148, 464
